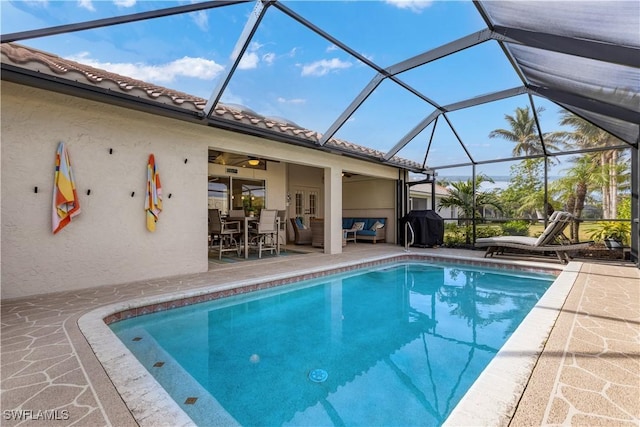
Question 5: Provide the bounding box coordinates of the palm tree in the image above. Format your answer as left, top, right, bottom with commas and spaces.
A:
489, 106, 563, 157
438, 174, 502, 243
551, 157, 602, 240
518, 189, 550, 219
437, 270, 503, 328
556, 112, 626, 218
501, 158, 553, 219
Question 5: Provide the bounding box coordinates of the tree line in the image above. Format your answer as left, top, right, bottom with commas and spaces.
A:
438, 106, 631, 242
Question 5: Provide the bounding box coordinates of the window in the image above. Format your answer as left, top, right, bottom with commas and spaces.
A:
295, 192, 303, 217
308, 192, 317, 216
208, 177, 230, 212
236, 179, 265, 215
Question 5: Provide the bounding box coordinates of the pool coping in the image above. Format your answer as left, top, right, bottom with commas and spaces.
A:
78, 253, 573, 426
443, 261, 580, 426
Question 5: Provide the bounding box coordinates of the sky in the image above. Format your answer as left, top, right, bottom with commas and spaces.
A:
1, 0, 584, 178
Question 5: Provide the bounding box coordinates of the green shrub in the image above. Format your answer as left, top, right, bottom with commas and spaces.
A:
444, 224, 467, 246
500, 220, 530, 236
443, 224, 501, 246
618, 198, 631, 219
586, 221, 631, 245
476, 225, 502, 238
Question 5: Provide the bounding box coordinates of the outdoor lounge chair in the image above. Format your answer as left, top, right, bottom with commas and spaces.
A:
475, 211, 593, 264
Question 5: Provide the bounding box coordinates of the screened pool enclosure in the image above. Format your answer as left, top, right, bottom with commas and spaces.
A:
2, 0, 638, 262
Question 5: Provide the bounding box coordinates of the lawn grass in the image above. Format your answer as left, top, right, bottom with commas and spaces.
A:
528, 223, 592, 242
447, 221, 599, 245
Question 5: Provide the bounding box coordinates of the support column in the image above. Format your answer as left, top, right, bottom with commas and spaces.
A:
324, 167, 343, 254
631, 145, 638, 265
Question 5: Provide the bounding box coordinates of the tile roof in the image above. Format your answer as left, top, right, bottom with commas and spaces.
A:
410, 183, 450, 196
1, 42, 423, 171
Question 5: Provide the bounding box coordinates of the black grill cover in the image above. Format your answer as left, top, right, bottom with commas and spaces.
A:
400, 210, 444, 247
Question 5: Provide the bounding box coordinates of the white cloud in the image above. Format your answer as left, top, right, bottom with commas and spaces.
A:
77, 0, 95, 12
249, 41, 264, 51
113, 0, 136, 7
190, 10, 208, 31
238, 52, 259, 70
77, 0, 136, 12
277, 97, 305, 105
385, 0, 433, 13
233, 41, 275, 70
326, 44, 338, 52
167, 57, 224, 79
300, 58, 352, 77
67, 52, 224, 83
262, 52, 276, 65
287, 47, 298, 58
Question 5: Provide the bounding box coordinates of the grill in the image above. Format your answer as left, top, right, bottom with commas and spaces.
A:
401, 210, 444, 248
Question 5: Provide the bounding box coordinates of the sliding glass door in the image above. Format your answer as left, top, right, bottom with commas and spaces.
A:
208, 176, 266, 216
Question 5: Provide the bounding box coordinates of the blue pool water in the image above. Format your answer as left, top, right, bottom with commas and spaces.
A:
110, 262, 554, 426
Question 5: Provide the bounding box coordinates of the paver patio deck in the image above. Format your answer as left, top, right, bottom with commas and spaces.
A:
1, 245, 638, 426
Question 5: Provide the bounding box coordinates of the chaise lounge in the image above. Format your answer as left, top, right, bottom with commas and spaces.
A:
475, 211, 592, 264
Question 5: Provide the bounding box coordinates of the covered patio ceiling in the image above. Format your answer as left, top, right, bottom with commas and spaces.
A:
1, 0, 638, 175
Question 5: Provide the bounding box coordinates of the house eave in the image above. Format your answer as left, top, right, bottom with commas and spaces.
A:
1, 63, 427, 174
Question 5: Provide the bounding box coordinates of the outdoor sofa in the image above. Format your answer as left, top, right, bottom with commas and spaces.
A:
342, 217, 387, 243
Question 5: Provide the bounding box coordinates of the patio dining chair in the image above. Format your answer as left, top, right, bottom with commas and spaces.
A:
276, 210, 287, 251
228, 209, 245, 220
249, 209, 279, 258
209, 209, 242, 260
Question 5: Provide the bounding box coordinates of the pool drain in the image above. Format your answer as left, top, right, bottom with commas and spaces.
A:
308, 369, 328, 383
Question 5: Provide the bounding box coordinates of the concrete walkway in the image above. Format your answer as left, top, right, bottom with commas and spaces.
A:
1, 245, 638, 426
511, 261, 640, 426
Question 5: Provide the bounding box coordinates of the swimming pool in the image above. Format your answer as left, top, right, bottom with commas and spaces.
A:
109, 261, 555, 426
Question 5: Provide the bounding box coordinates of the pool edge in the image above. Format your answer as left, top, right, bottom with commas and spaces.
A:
77, 253, 566, 426
442, 261, 580, 426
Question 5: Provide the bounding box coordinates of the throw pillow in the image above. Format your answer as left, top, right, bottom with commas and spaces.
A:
370, 220, 384, 230
352, 222, 365, 231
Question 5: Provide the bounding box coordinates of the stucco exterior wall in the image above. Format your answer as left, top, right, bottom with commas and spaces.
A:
1, 82, 211, 299
1, 81, 403, 299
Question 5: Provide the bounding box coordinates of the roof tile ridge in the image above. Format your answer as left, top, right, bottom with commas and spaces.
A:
2, 42, 422, 170
2, 42, 208, 109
